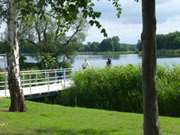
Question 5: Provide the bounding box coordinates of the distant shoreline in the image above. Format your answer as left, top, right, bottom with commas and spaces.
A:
138, 49, 180, 57
77, 51, 137, 55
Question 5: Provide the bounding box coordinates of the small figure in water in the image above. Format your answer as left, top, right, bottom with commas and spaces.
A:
81, 59, 90, 69
106, 58, 112, 67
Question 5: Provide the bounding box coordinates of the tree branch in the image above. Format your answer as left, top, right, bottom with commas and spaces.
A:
25, 38, 37, 46
64, 22, 82, 46
35, 21, 41, 42
43, 21, 48, 42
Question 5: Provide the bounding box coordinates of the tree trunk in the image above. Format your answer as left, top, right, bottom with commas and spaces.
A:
7, 0, 26, 112
141, 0, 161, 135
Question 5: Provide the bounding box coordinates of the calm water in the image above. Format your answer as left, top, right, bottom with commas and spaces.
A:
72, 54, 180, 70
0, 54, 180, 70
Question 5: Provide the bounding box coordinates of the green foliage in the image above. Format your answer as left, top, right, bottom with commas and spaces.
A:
0, 0, 7, 22
20, 63, 40, 70
59, 65, 143, 112
0, 73, 5, 81
2, 0, 121, 41
59, 61, 72, 68
137, 31, 180, 51
0, 41, 8, 53
39, 54, 58, 69
17, 14, 88, 69
79, 36, 136, 52
157, 49, 180, 57
157, 66, 180, 116
23, 0, 121, 37
58, 65, 180, 116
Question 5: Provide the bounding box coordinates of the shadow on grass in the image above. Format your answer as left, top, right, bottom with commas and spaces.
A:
0, 128, 119, 135
35, 128, 118, 135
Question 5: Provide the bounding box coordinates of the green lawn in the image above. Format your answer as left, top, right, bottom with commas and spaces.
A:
0, 98, 179, 135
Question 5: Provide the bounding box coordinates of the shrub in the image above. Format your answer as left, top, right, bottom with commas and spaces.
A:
157, 65, 180, 116
59, 65, 143, 112
39, 54, 58, 69
57, 65, 180, 116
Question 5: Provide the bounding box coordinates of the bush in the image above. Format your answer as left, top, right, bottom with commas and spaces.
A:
157, 65, 180, 116
57, 65, 180, 116
58, 65, 143, 113
0, 73, 5, 82
39, 54, 58, 69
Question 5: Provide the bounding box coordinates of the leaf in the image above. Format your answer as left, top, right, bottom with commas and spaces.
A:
94, 20, 101, 28
94, 12, 101, 18
101, 28, 108, 37
89, 20, 94, 26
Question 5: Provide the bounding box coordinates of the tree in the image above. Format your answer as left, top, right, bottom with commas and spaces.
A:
18, 14, 88, 69
7, 0, 26, 112
80, 36, 135, 52
136, 39, 142, 51
99, 38, 114, 51
137, 31, 180, 51
141, 0, 161, 134
0, 0, 121, 112
0, 0, 39, 112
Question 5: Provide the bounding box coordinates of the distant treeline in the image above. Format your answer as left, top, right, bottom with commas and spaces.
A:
1, 31, 180, 55
137, 31, 180, 51
0, 36, 136, 54
0, 41, 38, 54
79, 36, 136, 52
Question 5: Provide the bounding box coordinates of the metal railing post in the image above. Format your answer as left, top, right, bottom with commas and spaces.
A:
22, 72, 24, 88
47, 71, 50, 91
29, 73, 32, 94
55, 70, 57, 83
4, 72, 7, 97
63, 69, 66, 88
21, 72, 24, 95
36, 72, 38, 86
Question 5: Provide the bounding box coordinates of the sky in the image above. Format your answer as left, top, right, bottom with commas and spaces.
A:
1, 0, 180, 44
85, 0, 180, 44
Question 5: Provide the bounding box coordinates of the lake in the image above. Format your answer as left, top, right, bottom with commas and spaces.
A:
0, 54, 180, 70
72, 54, 180, 70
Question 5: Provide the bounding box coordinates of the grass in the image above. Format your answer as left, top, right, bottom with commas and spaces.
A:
0, 98, 180, 135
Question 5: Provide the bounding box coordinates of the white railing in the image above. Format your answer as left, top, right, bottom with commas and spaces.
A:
0, 68, 72, 97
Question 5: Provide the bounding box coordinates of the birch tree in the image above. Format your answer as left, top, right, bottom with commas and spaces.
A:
7, 0, 25, 112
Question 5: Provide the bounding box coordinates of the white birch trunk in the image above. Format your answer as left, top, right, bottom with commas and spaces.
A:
7, 0, 26, 112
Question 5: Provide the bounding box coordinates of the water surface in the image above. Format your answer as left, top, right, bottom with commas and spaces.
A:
0, 54, 180, 70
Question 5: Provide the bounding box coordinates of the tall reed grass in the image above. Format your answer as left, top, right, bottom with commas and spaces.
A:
57, 65, 180, 116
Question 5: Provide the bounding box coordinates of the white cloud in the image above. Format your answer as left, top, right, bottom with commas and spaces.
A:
157, 15, 180, 34
86, 20, 142, 44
